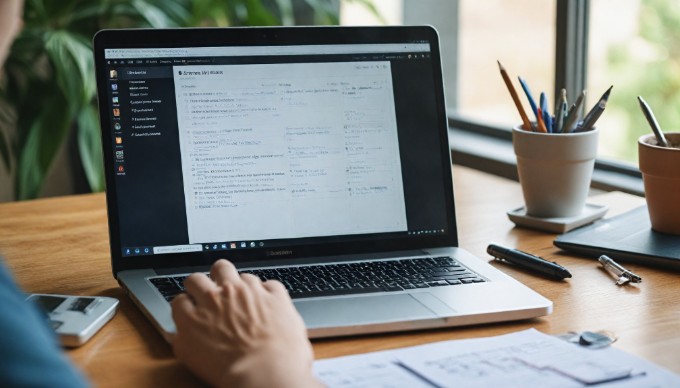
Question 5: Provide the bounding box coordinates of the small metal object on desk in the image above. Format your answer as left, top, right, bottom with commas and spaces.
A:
598, 255, 642, 286
554, 330, 618, 349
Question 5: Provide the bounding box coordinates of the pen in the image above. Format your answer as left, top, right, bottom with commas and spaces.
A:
637, 96, 669, 147
487, 244, 572, 280
598, 255, 642, 286
518, 76, 539, 118
554, 89, 567, 133
575, 85, 612, 132
573, 89, 587, 119
497, 61, 533, 131
540, 92, 553, 133
563, 90, 586, 133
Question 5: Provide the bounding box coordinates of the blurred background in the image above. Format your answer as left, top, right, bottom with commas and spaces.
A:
0, 0, 677, 202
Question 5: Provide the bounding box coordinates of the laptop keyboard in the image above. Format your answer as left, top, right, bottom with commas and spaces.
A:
149, 256, 486, 302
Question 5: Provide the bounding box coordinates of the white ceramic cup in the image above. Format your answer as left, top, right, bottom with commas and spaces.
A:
512, 125, 599, 218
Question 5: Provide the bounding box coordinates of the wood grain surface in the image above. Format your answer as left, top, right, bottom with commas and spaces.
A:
1, 166, 677, 387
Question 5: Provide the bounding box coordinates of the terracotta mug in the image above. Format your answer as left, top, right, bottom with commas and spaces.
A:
638, 133, 680, 235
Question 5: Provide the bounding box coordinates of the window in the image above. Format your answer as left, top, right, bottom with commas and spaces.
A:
341, 0, 644, 194
588, 0, 679, 166
457, 1, 556, 127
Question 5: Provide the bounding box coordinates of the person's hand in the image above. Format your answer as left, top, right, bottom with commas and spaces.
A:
171, 259, 321, 388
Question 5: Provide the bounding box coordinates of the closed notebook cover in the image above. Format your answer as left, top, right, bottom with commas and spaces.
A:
554, 206, 680, 269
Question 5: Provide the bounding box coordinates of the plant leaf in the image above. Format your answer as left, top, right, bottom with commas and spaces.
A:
301, 0, 340, 25
43, 31, 95, 113
77, 104, 105, 192
146, 0, 191, 24
191, 1, 232, 26
0, 128, 11, 172
0, 95, 16, 171
244, 0, 280, 26
16, 91, 72, 200
65, 3, 113, 25
131, 0, 180, 28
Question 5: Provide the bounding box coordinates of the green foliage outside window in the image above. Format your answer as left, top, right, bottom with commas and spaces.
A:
605, 0, 680, 163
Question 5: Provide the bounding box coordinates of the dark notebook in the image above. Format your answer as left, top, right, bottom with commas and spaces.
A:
554, 205, 680, 270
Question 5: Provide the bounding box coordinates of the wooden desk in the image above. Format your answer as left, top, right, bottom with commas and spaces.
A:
1, 166, 678, 386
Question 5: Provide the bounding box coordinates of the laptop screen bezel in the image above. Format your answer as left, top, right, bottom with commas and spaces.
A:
93, 26, 459, 276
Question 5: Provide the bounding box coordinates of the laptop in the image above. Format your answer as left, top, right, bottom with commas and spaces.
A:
93, 26, 551, 341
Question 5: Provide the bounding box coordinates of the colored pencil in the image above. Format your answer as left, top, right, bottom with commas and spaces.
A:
497, 61, 533, 131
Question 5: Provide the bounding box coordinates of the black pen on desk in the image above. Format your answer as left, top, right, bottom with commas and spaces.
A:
487, 243, 572, 280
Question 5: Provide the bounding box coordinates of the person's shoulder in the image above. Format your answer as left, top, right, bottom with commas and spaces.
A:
0, 259, 90, 388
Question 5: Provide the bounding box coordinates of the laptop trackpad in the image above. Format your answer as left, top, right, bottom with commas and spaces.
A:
295, 294, 438, 328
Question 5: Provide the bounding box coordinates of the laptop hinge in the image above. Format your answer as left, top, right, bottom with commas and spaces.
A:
235, 249, 431, 269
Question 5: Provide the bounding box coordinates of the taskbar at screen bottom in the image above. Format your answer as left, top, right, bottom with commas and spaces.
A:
121, 228, 446, 257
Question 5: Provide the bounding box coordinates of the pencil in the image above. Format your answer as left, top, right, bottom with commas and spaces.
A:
497, 61, 533, 131
536, 107, 548, 133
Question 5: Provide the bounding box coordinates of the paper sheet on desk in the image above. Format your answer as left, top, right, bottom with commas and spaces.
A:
314, 351, 433, 388
313, 329, 680, 388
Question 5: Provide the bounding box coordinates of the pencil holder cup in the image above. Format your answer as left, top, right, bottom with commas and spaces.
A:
638, 133, 680, 235
512, 125, 599, 218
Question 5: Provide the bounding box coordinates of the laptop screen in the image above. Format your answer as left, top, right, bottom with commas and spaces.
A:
94, 27, 457, 270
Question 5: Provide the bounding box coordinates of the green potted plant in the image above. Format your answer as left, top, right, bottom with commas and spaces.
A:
0, 0, 379, 200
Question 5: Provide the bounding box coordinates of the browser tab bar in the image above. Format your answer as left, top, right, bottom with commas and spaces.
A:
104, 44, 431, 59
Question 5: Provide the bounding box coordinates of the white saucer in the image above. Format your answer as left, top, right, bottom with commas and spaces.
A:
507, 203, 609, 233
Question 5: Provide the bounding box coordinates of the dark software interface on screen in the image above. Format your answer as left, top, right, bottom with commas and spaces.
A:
104, 43, 449, 257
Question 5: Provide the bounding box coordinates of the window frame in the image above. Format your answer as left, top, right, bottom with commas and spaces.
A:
441, 0, 643, 195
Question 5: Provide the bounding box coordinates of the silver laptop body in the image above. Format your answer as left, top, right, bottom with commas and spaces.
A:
94, 26, 552, 342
